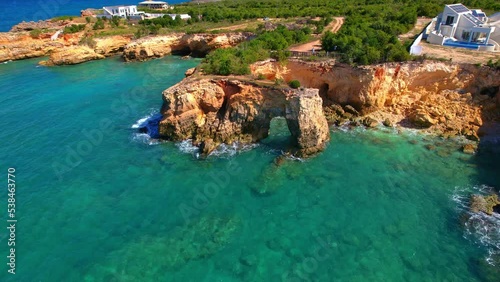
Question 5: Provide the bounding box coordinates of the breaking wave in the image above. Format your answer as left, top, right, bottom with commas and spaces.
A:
175, 140, 259, 159
452, 185, 500, 266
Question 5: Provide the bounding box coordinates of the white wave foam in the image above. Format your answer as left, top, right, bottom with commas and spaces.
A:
176, 140, 199, 154
131, 133, 162, 146
131, 109, 159, 129
209, 142, 259, 158
175, 140, 259, 158
451, 185, 500, 266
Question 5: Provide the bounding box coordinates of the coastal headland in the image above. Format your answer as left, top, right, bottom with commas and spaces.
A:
1, 6, 499, 158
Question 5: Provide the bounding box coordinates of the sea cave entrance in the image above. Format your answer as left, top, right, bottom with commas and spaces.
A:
260, 117, 294, 151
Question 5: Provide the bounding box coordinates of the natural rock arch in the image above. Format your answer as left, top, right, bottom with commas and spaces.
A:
159, 78, 330, 157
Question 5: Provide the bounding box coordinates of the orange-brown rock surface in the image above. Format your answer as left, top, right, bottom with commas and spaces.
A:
0, 32, 76, 62
123, 32, 252, 61
159, 77, 329, 157
251, 59, 500, 140
38, 35, 132, 66
40, 46, 105, 66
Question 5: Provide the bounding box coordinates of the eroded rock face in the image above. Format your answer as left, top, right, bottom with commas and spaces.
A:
159, 78, 329, 157
285, 89, 330, 156
123, 32, 253, 61
94, 36, 131, 56
251, 60, 500, 139
40, 46, 105, 66
38, 35, 131, 66
470, 194, 500, 215
0, 32, 75, 63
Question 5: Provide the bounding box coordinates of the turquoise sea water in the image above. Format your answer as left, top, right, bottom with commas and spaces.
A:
0, 56, 499, 281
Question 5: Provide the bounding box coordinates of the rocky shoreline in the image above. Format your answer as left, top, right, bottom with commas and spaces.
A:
0, 24, 252, 66
2, 21, 499, 157
155, 59, 500, 157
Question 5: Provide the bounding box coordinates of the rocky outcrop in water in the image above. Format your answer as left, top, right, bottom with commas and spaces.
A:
122, 32, 253, 61
39, 35, 132, 66
470, 194, 500, 215
40, 46, 105, 66
159, 77, 329, 157
252, 60, 500, 140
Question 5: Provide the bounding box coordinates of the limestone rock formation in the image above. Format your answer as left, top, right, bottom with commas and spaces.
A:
159, 78, 330, 157
40, 46, 105, 66
285, 89, 330, 156
123, 34, 182, 62
94, 36, 131, 56
0, 32, 72, 63
123, 32, 252, 61
38, 35, 131, 66
251, 60, 500, 140
470, 194, 500, 215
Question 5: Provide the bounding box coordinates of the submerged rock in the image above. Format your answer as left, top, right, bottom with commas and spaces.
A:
361, 116, 378, 128
87, 215, 240, 280
462, 143, 477, 154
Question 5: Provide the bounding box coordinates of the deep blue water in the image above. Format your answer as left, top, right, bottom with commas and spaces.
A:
0, 0, 186, 31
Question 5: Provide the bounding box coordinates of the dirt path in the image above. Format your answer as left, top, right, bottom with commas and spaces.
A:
399, 17, 432, 40
289, 17, 344, 52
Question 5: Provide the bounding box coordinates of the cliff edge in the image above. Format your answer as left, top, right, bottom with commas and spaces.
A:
159, 77, 329, 157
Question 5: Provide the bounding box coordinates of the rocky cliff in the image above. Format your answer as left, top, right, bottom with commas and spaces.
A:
39, 36, 132, 66
252, 60, 500, 140
159, 76, 329, 157
123, 32, 253, 61
0, 32, 74, 63
1, 29, 250, 65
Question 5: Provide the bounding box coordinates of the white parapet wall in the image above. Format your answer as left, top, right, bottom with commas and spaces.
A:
427, 32, 446, 45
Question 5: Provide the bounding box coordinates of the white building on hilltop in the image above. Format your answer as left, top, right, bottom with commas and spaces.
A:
138, 1, 169, 10
426, 3, 497, 51
101, 5, 141, 18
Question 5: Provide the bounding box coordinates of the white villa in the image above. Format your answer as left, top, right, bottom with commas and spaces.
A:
426, 3, 498, 51
101, 5, 142, 19
138, 1, 170, 10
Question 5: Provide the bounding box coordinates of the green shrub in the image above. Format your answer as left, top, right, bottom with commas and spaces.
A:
202, 26, 307, 75
63, 24, 85, 34
487, 59, 500, 70
29, 29, 42, 39
110, 16, 121, 28
51, 15, 75, 22
93, 18, 105, 30
85, 17, 92, 24
289, 80, 301, 89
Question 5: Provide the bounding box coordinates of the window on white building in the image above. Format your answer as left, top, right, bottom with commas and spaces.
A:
445, 16, 454, 25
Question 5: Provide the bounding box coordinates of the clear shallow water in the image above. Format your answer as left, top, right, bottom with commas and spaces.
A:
0, 57, 498, 281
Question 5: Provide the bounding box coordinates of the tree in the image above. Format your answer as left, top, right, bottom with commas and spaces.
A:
93, 18, 105, 30
111, 16, 121, 28
289, 80, 301, 89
